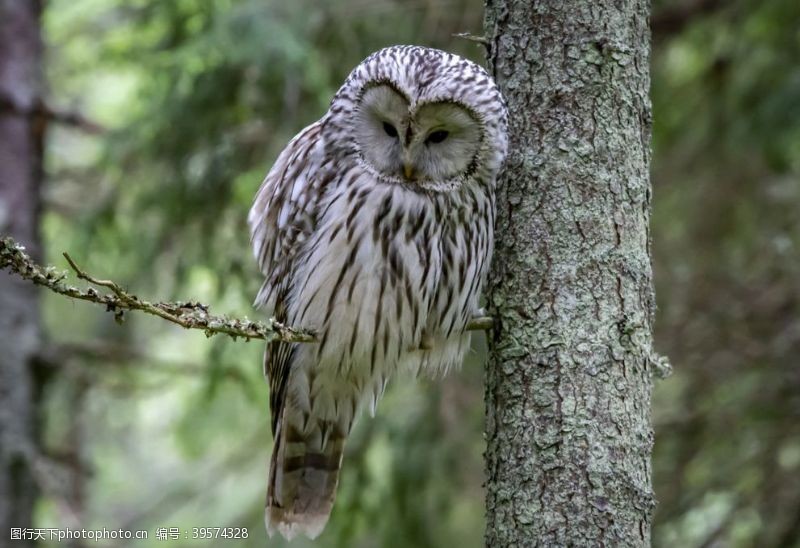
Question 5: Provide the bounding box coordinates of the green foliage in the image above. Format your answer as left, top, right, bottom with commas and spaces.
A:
35, 0, 800, 546
651, 1, 800, 546
39, 1, 486, 546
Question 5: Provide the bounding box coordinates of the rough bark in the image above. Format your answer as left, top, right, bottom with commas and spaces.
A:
483, 1, 656, 546
0, 0, 44, 542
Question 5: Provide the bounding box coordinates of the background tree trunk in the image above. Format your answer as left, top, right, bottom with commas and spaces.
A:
0, 0, 44, 542
483, 1, 656, 546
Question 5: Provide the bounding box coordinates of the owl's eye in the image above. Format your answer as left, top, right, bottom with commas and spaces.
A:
382, 122, 398, 138
426, 130, 449, 144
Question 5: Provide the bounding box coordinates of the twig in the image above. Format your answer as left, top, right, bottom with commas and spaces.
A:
0, 93, 104, 134
453, 32, 490, 46
1, 236, 493, 342
41, 103, 105, 134
0, 236, 312, 343
466, 315, 494, 331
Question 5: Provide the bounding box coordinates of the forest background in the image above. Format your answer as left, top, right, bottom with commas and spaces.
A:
6, 0, 800, 546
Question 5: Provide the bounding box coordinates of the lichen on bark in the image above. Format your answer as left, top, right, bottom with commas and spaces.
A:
483, 1, 656, 546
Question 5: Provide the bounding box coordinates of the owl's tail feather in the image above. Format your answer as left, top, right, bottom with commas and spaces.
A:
266, 413, 347, 540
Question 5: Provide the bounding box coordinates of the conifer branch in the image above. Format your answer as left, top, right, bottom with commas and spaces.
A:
1, 236, 493, 343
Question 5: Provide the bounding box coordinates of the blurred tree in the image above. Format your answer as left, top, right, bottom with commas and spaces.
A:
484, 1, 657, 545
12, 0, 797, 546
35, 1, 491, 547
650, 1, 800, 546
0, 0, 44, 543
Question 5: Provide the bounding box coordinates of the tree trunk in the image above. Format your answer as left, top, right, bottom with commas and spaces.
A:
0, 0, 44, 542
483, 1, 656, 546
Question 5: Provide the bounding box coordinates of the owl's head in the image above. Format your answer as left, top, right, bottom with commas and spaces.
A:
332, 46, 508, 192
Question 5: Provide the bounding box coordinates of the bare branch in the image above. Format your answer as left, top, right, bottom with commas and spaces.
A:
0, 93, 104, 133
1, 236, 493, 343
453, 32, 489, 46
0, 236, 313, 343
40, 103, 105, 134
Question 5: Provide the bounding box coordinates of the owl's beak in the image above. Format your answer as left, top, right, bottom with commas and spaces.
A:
402, 149, 416, 180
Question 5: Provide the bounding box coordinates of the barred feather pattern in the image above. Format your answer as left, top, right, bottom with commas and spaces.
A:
249, 45, 507, 540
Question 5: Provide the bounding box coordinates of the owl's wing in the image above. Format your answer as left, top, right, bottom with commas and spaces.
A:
248, 120, 326, 311
248, 120, 327, 432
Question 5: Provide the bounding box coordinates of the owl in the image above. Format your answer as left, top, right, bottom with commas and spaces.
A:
248, 45, 507, 539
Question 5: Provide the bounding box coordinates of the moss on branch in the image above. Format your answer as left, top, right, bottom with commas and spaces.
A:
1, 236, 493, 343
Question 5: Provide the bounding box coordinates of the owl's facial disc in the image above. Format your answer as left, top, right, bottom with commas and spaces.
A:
407, 102, 482, 183
354, 84, 482, 189
353, 84, 411, 180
